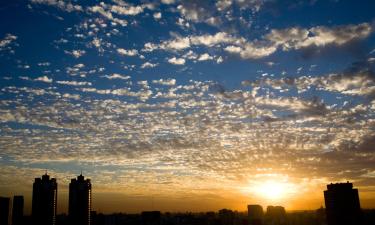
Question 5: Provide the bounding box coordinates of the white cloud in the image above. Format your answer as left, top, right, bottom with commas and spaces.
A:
216, 56, 224, 64
143, 42, 159, 52
0, 34, 17, 48
81, 87, 152, 101
153, 12, 162, 20
197, 53, 214, 61
72, 50, 86, 58
224, 43, 277, 59
117, 48, 138, 56
35, 76, 53, 83
30, 0, 83, 12
161, 0, 175, 4
57, 81, 92, 86
145, 23, 373, 60
89, 5, 127, 26
62, 93, 81, 100
190, 32, 235, 47
141, 62, 158, 69
152, 79, 176, 86
168, 57, 186, 65
266, 23, 373, 50
163, 37, 191, 51
183, 50, 198, 60
64, 50, 86, 58
111, 4, 144, 16
103, 73, 131, 80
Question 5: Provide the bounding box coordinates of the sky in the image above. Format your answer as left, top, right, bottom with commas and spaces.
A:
0, 0, 375, 214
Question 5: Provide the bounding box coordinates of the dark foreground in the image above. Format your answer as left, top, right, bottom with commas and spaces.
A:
17, 208, 375, 225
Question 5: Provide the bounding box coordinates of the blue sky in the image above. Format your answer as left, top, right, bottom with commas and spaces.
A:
1, 0, 375, 213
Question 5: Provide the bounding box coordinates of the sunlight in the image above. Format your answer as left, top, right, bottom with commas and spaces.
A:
254, 180, 291, 200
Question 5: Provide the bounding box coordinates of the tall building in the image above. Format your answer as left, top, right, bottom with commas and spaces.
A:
69, 174, 92, 225
0, 197, 10, 225
248, 205, 264, 225
324, 182, 362, 225
32, 173, 57, 225
12, 196, 24, 225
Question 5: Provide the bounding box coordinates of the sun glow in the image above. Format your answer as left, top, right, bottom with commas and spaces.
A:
253, 180, 294, 200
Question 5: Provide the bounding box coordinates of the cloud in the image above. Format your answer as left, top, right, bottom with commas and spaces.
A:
153, 12, 162, 20
141, 62, 158, 69
190, 32, 235, 46
216, 0, 266, 12
2, 75, 375, 207
64, 50, 86, 58
0, 34, 17, 48
110, 4, 144, 16
34, 76, 53, 83
103, 73, 131, 80
117, 48, 138, 56
197, 53, 214, 61
224, 43, 277, 59
168, 57, 186, 65
89, 4, 127, 26
152, 79, 176, 86
266, 23, 373, 50
62, 93, 81, 100
143, 32, 233, 52
144, 22, 373, 59
161, 0, 175, 4
57, 81, 92, 86
30, 0, 83, 12
162, 37, 191, 51
246, 65, 375, 98
81, 87, 152, 101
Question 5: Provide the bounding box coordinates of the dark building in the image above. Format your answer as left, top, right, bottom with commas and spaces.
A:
324, 182, 362, 225
265, 206, 287, 225
32, 173, 57, 225
248, 205, 264, 225
218, 209, 235, 225
12, 196, 24, 225
0, 197, 10, 225
69, 174, 92, 225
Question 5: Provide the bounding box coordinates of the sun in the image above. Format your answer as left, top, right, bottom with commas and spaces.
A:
253, 180, 292, 200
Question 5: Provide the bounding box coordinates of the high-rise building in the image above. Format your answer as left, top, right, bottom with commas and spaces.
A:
0, 197, 10, 225
69, 174, 92, 225
32, 173, 57, 225
324, 182, 362, 225
248, 205, 264, 225
12, 196, 24, 225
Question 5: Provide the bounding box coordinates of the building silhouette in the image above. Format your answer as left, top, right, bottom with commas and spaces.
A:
12, 196, 24, 225
0, 197, 10, 225
218, 208, 235, 225
69, 174, 92, 225
324, 182, 362, 225
265, 206, 287, 225
32, 173, 57, 225
248, 205, 264, 225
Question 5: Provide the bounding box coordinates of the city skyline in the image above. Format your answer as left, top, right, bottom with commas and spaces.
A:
1, 0, 375, 214
0, 174, 371, 214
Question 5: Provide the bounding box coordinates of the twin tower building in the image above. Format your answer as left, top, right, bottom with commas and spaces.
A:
32, 173, 91, 225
